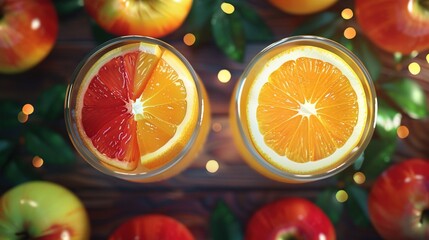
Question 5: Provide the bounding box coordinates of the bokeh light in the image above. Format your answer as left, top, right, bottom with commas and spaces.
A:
344, 27, 356, 39
22, 103, 34, 115
32, 156, 44, 168
397, 125, 409, 139
408, 62, 421, 75
206, 159, 220, 173
353, 172, 366, 185
410, 51, 419, 58
17, 111, 28, 123
183, 33, 196, 46
221, 2, 235, 14
426, 53, 429, 63
336, 190, 349, 203
212, 122, 223, 132
341, 8, 353, 20
218, 69, 231, 83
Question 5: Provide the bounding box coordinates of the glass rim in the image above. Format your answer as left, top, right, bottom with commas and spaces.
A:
64, 35, 205, 181
234, 35, 378, 182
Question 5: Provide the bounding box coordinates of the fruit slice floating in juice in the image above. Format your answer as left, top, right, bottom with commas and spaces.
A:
66, 36, 209, 181
231, 36, 376, 182
247, 45, 367, 174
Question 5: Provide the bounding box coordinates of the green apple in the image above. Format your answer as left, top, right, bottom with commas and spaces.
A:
0, 181, 90, 239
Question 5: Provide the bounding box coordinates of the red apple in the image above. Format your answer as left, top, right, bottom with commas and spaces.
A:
84, 0, 193, 38
368, 159, 429, 239
109, 214, 195, 240
245, 197, 336, 240
0, 181, 90, 239
0, 0, 58, 74
355, 0, 429, 54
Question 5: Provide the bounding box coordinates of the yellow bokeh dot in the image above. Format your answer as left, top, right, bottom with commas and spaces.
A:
397, 125, 409, 139
32, 156, 44, 168
408, 62, 421, 75
344, 27, 356, 39
336, 190, 349, 203
22, 104, 34, 115
221, 2, 235, 14
183, 33, 196, 46
353, 172, 366, 184
426, 53, 429, 63
218, 69, 231, 83
17, 111, 28, 123
341, 8, 353, 20
206, 159, 220, 173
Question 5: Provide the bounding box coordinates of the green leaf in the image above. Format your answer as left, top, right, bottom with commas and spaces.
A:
24, 127, 75, 165
339, 37, 354, 52
316, 188, 344, 224
0, 140, 14, 168
0, 101, 21, 130
179, 0, 215, 45
346, 185, 370, 227
234, 1, 274, 42
376, 99, 402, 140
354, 37, 382, 81
361, 139, 396, 181
292, 12, 338, 35
382, 78, 429, 119
183, 0, 215, 32
2, 161, 34, 185
35, 84, 68, 120
315, 23, 339, 40
211, 8, 245, 62
90, 19, 117, 45
210, 200, 243, 240
53, 0, 83, 17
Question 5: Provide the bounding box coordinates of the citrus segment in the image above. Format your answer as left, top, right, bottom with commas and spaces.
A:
76, 42, 197, 172
134, 51, 197, 169
78, 49, 143, 170
247, 46, 367, 174
89, 114, 139, 170
132, 50, 162, 100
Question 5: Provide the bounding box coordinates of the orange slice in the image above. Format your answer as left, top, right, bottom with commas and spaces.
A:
246, 45, 368, 175
76, 42, 198, 171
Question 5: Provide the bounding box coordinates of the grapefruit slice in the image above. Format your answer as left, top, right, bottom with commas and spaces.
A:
75, 42, 198, 171
246, 45, 368, 175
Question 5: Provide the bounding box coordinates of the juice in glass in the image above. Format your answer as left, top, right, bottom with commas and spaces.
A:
230, 36, 377, 183
65, 36, 210, 182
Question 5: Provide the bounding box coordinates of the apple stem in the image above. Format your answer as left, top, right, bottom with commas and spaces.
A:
15, 231, 30, 240
276, 232, 302, 240
0, 0, 4, 19
277, 235, 300, 240
418, 0, 429, 10
421, 209, 429, 225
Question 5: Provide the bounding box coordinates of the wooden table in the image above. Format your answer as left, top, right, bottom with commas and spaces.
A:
1, 1, 429, 239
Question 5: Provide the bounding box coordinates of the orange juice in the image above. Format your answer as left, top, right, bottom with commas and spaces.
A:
65, 36, 210, 182
230, 36, 377, 183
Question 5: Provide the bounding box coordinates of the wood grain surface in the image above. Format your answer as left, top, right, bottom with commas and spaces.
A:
1, 1, 428, 239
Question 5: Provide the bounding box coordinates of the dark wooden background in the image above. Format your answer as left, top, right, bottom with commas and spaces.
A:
1, 1, 429, 239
